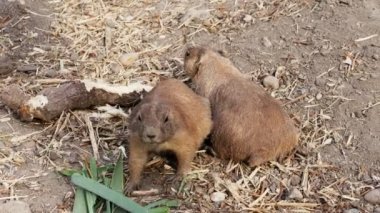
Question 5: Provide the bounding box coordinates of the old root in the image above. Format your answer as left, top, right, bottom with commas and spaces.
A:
0, 79, 152, 122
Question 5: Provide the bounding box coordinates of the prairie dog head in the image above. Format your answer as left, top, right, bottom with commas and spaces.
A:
184, 46, 239, 97
129, 103, 179, 144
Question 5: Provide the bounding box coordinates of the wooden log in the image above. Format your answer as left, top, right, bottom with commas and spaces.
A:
0, 79, 152, 122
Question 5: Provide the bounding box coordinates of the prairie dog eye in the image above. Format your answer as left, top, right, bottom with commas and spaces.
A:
185, 50, 190, 57
164, 115, 169, 123
138, 114, 142, 121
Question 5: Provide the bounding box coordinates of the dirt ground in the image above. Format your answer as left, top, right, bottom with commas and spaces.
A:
0, 0, 379, 212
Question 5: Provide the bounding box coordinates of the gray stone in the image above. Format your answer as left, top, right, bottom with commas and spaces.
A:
243, 14, 253, 23
262, 37, 272, 48
364, 188, 380, 204
343, 209, 360, 213
263, 76, 279, 89
290, 175, 301, 186
373, 54, 379, 61
287, 188, 303, 201
210, 192, 226, 203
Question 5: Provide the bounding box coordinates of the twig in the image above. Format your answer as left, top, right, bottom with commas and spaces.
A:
84, 115, 100, 160
355, 34, 378, 42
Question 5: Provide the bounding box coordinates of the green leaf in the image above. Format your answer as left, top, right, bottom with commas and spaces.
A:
72, 187, 88, 213
71, 173, 148, 213
110, 153, 124, 193
89, 158, 98, 180
59, 168, 80, 177
103, 177, 111, 188
85, 158, 98, 213
144, 199, 180, 209
105, 201, 111, 213
85, 191, 96, 213
147, 207, 170, 213
97, 165, 114, 176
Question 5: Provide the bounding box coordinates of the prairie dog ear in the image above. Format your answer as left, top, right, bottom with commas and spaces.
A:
184, 47, 206, 77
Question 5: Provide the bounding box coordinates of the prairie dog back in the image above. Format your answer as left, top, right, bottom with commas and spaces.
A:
184, 47, 299, 166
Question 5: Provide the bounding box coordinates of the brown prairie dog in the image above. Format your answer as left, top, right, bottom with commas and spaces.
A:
126, 79, 212, 191
184, 47, 299, 167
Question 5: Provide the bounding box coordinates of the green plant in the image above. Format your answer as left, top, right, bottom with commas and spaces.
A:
59, 152, 179, 213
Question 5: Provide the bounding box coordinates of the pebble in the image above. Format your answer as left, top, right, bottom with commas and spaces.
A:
17, 64, 38, 73
262, 37, 272, 48
343, 209, 360, 213
41, 69, 58, 77
263, 75, 279, 89
49, 150, 60, 161
287, 188, 303, 201
119, 53, 139, 67
373, 54, 379, 61
316, 93, 323, 100
314, 78, 326, 86
0, 55, 15, 75
210, 191, 226, 203
181, 8, 210, 23
105, 17, 118, 28
243, 14, 253, 23
290, 175, 301, 186
0, 200, 31, 213
374, 207, 380, 213
364, 189, 380, 204
275, 66, 286, 76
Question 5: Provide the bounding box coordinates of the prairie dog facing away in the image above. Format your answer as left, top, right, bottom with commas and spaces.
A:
126, 79, 212, 191
184, 47, 299, 167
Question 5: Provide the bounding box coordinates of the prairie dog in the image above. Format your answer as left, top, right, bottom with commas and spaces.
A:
127, 79, 212, 191
184, 47, 299, 166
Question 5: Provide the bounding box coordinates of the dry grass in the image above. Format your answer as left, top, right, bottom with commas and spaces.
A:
0, 0, 373, 212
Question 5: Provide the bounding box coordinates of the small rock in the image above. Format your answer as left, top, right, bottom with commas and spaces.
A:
314, 78, 326, 86
118, 53, 139, 67
364, 188, 380, 204
243, 14, 253, 23
0, 55, 15, 75
275, 66, 286, 77
41, 69, 58, 77
263, 75, 280, 89
343, 209, 360, 213
316, 93, 323, 100
49, 150, 60, 161
181, 8, 211, 24
262, 37, 272, 48
109, 62, 124, 73
373, 54, 379, 61
374, 207, 380, 213
105, 17, 118, 28
17, 64, 38, 73
210, 191, 226, 203
332, 131, 343, 143
290, 175, 301, 186
0, 200, 31, 213
287, 188, 303, 201
343, 57, 352, 66
214, 10, 225, 19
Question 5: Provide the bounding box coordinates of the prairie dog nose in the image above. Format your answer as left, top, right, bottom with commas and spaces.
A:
146, 134, 156, 139
144, 126, 159, 141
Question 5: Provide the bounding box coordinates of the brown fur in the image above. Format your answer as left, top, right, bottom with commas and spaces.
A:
126, 79, 212, 191
184, 47, 299, 166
